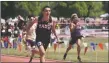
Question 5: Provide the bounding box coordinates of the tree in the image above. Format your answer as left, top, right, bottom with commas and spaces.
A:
69, 2, 88, 17
102, 1, 109, 13
1, 2, 16, 19
86, 2, 105, 17
1, 1, 106, 19
1, 1, 54, 19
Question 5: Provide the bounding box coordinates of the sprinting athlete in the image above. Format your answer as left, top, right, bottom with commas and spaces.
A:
35, 6, 58, 63
63, 13, 83, 62
25, 15, 39, 63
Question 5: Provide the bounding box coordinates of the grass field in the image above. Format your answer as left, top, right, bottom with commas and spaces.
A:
1, 37, 108, 62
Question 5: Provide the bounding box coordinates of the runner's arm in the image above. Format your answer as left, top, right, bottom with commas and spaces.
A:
70, 23, 75, 32
51, 21, 58, 41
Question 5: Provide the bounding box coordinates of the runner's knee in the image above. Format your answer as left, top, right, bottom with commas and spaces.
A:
76, 39, 81, 46
68, 44, 72, 50
40, 51, 45, 57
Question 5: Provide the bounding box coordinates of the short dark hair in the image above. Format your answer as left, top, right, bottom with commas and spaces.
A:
38, 6, 52, 22
28, 14, 35, 19
42, 6, 51, 11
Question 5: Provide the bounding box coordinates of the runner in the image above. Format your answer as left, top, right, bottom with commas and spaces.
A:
35, 6, 58, 63
25, 14, 39, 63
63, 13, 83, 62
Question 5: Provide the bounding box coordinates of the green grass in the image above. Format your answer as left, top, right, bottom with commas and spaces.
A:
1, 37, 108, 62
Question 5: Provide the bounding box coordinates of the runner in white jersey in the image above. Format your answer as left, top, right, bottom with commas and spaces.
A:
25, 15, 40, 63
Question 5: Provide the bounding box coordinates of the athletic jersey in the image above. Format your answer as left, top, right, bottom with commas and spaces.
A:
26, 21, 37, 41
71, 23, 82, 37
36, 21, 52, 41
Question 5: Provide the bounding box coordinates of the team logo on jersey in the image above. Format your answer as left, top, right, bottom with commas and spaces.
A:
38, 23, 52, 30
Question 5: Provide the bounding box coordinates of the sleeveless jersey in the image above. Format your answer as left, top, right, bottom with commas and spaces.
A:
71, 24, 82, 37
26, 21, 37, 41
36, 21, 52, 41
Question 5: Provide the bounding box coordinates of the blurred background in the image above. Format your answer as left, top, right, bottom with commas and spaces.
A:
1, 1, 108, 38
1, 1, 109, 62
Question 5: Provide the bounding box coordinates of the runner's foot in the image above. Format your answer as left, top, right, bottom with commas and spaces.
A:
63, 53, 67, 60
77, 56, 82, 62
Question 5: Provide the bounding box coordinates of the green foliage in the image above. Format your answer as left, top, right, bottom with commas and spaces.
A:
2, 2, 8, 7
85, 2, 105, 17
1, 1, 107, 19
71, 2, 88, 17
102, 2, 108, 12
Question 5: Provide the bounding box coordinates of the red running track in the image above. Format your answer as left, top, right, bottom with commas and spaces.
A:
1, 55, 72, 63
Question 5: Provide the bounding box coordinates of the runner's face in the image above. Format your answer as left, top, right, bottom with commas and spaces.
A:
43, 8, 51, 17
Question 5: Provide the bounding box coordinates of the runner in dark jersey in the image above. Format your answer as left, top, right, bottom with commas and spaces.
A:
36, 20, 52, 50
35, 6, 58, 63
63, 13, 83, 62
